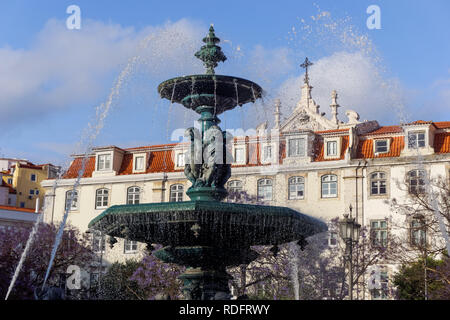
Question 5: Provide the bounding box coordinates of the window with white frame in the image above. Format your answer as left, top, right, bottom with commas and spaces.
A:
370, 172, 387, 195
321, 175, 338, 198
288, 138, 306, 157
227, 180, 243, 193
257, 179, 273, 201
95, 189, 109, 209
370, 270, 389, 300
124, 239, 138, 253
262, 145, 273, 162
7, 178, 12, 185
288, 176, 305, 200
323, 231, 338, 247
326, 141, 338, 157
410, 217, 426, 247
134, 156, 145, 171
97, 154, 111, 171
408, 131, 426, 149
92, 231, 105, 253
127, 186, 140, 205
374, 139, 389, 153
30, 174, 36, 182
234, 147, 245, 163
65, 190, 78, 210
170, 184, 183, 202
371, 220, 388, 247
177, 153, 185, 167
408, 169, 426, 194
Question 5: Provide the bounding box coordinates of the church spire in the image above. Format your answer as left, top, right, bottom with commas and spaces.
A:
299, 57, 318, 113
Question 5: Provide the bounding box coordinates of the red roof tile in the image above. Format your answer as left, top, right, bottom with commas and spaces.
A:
365, 126, 403, 136
434, 121, 450, 129
434, 132, 450, 154
355, 137, 405, 159
315, 128, 349, 134
0, 205, 37, 213
314, 136, 349, 161
63, 157, 96, 179
409, 120, 432, 125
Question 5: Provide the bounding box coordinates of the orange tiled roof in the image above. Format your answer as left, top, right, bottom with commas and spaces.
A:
315, 128, 349, 134
314, 136, 349, 161
60, 121, 450, 179
434, 121, 450, 129
355, 136, 405, 159
63, 157, 96, 178
434, 132, 450, 154
0, 205, 36, 213
365, 126, 403, 136
408, 120, 432, 125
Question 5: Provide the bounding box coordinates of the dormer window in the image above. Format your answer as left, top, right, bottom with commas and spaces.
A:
177, 153, 185, 167
134, 156, 144, 171
234, 146, 245, 164
408, 131, 425, 149
326, 141, 337, 157
263, 145, 272, 161
323, 137, 341, 159
288, 138, 306, 157
97, 154, 111, 171
374, 139, 389, 154
132, 152, 147, 173
261, 142, 276, 163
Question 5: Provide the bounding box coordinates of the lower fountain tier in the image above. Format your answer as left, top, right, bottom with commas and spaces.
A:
88, 200, 327, 248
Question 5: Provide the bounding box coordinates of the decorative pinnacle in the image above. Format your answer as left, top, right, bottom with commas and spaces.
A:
195, 25, 227, 75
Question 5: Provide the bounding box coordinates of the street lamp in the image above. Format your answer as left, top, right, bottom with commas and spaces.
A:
338, 205, 361, 300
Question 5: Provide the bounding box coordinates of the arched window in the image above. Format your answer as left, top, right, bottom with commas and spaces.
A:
170, 184, 184, 202
321, 175, 337, 198
127, 186, 140, 205
288, 177, 305, 200
227, 180, 243, 193
370, 172, 387, 195
95, 189, 109, 209
410, 216, 426, 247
257, 179, 273, 201
65, 190, 78, 210
407, 170, 426, 194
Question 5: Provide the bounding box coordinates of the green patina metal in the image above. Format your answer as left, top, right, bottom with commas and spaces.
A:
89, 26, 327, 300
194, 25, 227, 75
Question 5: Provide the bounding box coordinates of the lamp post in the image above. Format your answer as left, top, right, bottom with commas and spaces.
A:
339, 205, 361, 300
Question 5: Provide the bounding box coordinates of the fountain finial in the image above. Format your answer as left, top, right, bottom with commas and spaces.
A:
195, 26, 227, 75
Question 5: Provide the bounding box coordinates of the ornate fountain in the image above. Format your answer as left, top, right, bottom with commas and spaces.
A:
88, 26, 327, 300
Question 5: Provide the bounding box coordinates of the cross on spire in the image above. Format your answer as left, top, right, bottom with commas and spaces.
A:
300, 57, 313, 85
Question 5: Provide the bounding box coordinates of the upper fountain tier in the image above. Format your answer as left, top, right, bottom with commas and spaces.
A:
157, 25, 263, 115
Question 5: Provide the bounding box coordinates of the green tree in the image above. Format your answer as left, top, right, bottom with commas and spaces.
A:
393, 257, 444, 300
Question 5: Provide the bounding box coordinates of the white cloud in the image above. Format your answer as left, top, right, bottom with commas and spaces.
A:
276, 51, 407, 125
0, 18, 204, 126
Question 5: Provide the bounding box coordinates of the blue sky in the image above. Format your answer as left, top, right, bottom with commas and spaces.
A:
0, 0, 449, 166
